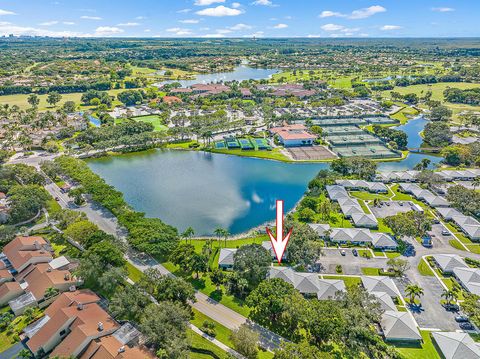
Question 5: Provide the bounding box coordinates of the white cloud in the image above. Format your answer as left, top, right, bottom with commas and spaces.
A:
321, 23, 344, 31
117, 22, 140, 27
0, 9, 16, 16
202, 33, 225, 38
350, 5, 386, 19
94, 26, 124, 36
232, 2, 241, 9
273, 23, 288, 29
80, 16, 102, 20
229, 23, 252, 30
196, 5, 242, 16
252, 0, 275, 6
179, 19, 199, 24
243, 31, 264, 37
0, 23, 83, 37
63, 21, 75, 25
144, 29, 151, 32
216, 29, 232, 34
166, 27, 193, 36
380, 25, 402, 31
194, 0, 225, 5
39, 21, 59, 26
177, 9, 191, 13
135, 16, 147, 20
318, 5, 386, 20
432, 7, 454, 12
319, 11, 343, 18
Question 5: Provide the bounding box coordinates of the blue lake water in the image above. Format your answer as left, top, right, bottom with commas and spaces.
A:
87, 115, 439, 235
157, 65, 279, 88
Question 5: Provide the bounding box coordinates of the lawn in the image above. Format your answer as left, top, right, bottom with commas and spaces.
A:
0, 308, 44, 352
390, 106, 419, 124
418, 258, 434, 276
115, 115, 168, 132
187, 329, 228, 359
209, 148, 290, 162
0, 89, 125, 111
125, 262, 144, 282
449, 239, 467, 251
393, 330, 440, 359
361, 267, 381, 276
382, 82, 480, 121
322, 275, 361, 288
191, 308, 234, 348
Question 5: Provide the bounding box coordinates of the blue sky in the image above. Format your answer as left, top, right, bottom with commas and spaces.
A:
0, 0, 477, 38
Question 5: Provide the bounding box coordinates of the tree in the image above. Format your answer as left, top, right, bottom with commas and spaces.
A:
169, 243, 195, 272
405, 284, 424, 305
424, 122, 452, 147
85, 240, 126, 267
413, 158, 431, 171
233, 244, 271, 290
117, 90, 144, 106
386, 258, 410, 276
7, 185, 49, 224
191, 253, 208, 278
274, 341, 332, 359
181, 226, 194, 243
23, 307, 36, 322
109, 284, 150, 322
27, 94, 40, 108
16, 349, 32, 359
384, 211, 431, 239
331, 157, 377, 180
139, 269, 195, 305
246, 278, 299, 328
441, 289, 458, 306
428, 105, 452, 122
97, 267, 128, 294
210, 269, 225, 291
47, 92, 62, 107
284, 220, 323, 268
62, 101, 76, 113
140, 302, 190, 357
44, 286, 59, 299
306, 299, 346, 346
230, 324, 259, 359
298, 207, 316, 222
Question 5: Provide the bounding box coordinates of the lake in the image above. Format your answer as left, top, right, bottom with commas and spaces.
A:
156, 65, 279, 88
87, 118, 441, 235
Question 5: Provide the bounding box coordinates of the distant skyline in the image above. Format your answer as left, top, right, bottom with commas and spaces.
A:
0, 0, 477, 38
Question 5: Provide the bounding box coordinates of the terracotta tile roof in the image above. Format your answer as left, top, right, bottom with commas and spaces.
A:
2, 236, 52, 272
162, 96, 182, 104
23, 263, 79, 301
81, 336, 157, 359
0, 281, 23, 300
28, 291, 118, 357
0, 268, 13, 281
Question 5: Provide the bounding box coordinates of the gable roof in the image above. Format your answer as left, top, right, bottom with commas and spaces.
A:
381, 311, 421, 341
432, 331, 480, 359
372, 233, 398, 248
370, 291, 398, 311
218, 248, 237, 266
362, 276, 400, 298
307, 223, 331, 237
453, 267, 480, 295
432, 254, 468, 273
437, 207, 462, 220
351, 213, 378, 227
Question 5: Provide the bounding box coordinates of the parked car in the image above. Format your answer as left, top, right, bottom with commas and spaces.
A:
55, 197, 60, 201
433, 219, 440, 224
460, 322, 474, 330
341, 249, 346, 256
352, 249, 358, 256
455, 315, 469, 322
442, 230, 451, 236
444, 303, 460, 312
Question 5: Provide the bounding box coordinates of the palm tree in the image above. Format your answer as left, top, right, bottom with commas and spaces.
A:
473, 177, 480, 190
44, 286, 59, 299
441, 289, 458, 305
16, 349, 32, 359
181, 226, 195, 244
405, 284, 424, 305
214, 227, 224, 248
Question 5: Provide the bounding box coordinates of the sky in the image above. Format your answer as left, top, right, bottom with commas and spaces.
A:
0, 0, 478, 38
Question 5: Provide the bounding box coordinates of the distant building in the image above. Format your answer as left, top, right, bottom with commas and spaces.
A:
270, 124, 317, 147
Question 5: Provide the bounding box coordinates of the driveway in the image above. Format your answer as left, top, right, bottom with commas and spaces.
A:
0, 342, 26, 359
319, 248, 388, 275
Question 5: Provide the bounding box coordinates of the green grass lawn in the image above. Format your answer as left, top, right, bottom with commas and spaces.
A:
115, 115, 168, 132
385, 252, 401, 259
0, 308, 44, 352
449, 239, 467, 251
191, 308, 234, 348
393, 330, 440, 359
187, 328, 228, 359
209, 148, 290, 162
125, 262, 144, 282
418, 258, 435, 276
322, 275, 361, 288
361, 267, 381, 275
390, 106, 420, 124
382, 82, 480, 121
0, 89, 125, 111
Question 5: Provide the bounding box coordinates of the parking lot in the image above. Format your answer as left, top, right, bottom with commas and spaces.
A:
369, 200, 423, 218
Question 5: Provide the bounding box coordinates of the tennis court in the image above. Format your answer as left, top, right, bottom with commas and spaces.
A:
286, 146, 337, 160
215, 141, 226, 149
239, 138, 254, 150
253, 138, 271, 150
225, 138, 241, 149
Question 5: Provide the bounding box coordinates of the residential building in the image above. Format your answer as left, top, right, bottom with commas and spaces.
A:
1, 236, 53, 273
432, 254, 468, 274
432, 331, 480, 359
218, 248, 237, 269
380, 311, 421, 342
269, 124, 317, 147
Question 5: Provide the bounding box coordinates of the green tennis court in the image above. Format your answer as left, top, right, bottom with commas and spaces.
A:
116, 115, 168, 132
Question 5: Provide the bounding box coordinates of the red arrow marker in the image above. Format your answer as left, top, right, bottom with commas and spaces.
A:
266, 200, 293, 264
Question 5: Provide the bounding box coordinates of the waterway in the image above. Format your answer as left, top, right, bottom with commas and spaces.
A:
156, 65, 279, 88
87, 117, 440, 235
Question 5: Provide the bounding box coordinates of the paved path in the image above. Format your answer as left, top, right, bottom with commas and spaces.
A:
189, 324, 245, 359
